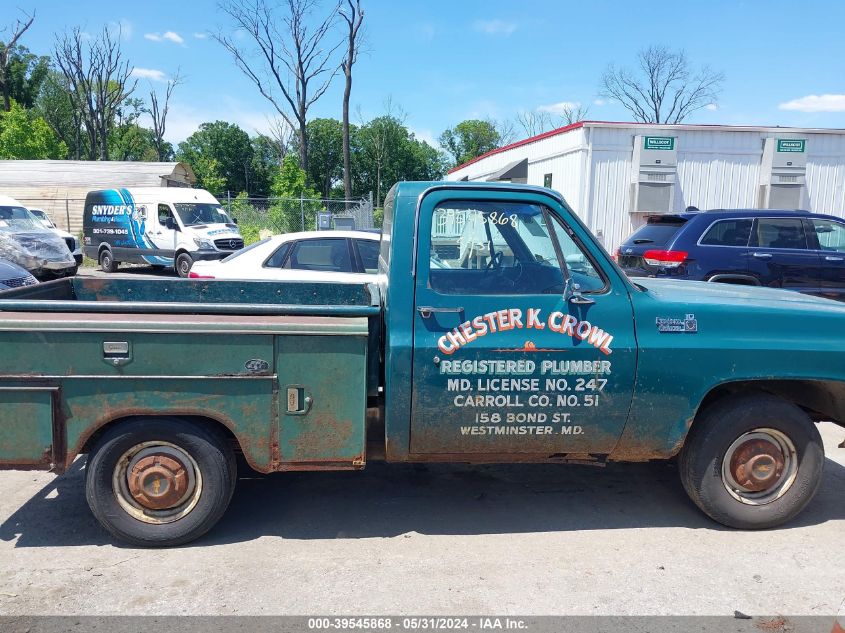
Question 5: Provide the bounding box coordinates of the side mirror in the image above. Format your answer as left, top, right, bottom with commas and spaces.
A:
565, 277, 595, 306
165, 217, 178, 231
232, 217, 238, 225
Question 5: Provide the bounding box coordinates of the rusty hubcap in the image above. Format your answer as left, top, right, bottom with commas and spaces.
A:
728, 438, 785, 492
127, 452, 190, 510
721, 429, 798, 505
113, 442, 202, 524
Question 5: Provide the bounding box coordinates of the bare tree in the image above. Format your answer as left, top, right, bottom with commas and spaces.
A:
600, 46, 723, 124
54, 25, 137, 160
216, 0, 342, 174
145, 70, 182, 161
557, 103, 590, 125
516, 110, 553, 137
492, 118, 516, 145
339, 0, 364, 204
267, 116, 295, 160
0, 9, 35, 111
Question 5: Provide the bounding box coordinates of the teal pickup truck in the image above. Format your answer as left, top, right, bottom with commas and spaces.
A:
1, 182, 843, 546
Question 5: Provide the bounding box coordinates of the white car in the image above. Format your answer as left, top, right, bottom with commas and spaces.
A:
28, 208, 84, 265
188, 230, 380, 282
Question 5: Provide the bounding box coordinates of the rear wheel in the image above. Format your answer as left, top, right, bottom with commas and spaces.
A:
175, 252, 193, 278
679, 393, 824, 529
85, 417, 237, 547
99, 249, 118, 273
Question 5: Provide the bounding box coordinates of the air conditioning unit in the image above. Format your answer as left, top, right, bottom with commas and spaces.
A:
630, 135, 677, 214
758, 137, 807, 209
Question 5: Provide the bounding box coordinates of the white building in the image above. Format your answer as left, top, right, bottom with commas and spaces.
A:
0, 161, 196, 233
446, 121, 845, 253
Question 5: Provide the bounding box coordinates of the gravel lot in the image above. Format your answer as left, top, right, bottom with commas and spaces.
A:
0, 423, 842, 617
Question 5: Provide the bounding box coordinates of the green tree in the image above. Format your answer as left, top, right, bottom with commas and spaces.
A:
2, 45, 49, 109
438, 119, 501, 167
293, 118, 345, 199
177, 121, 254, 194
268, 154, 322, 232
0, 100, 66, 158
190, 155, 227, 194
35, 70, 83, 159
249, 134, 284, 198
109, 123, 161, 161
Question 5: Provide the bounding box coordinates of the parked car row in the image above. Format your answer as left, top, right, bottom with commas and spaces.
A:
617, 208, 845, 300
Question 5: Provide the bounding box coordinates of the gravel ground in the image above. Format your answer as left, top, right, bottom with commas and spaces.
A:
0, 423, 842, 617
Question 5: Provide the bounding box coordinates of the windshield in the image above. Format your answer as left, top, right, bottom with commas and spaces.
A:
0, 206, 42, 231
173, 203, 233, 227
30, 210, 55, 229
623, 218, 687, 248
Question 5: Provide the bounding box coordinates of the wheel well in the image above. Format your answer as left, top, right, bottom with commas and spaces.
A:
98, 244, 111, 255
698, 379, 845, 427
80, 414, 241, 457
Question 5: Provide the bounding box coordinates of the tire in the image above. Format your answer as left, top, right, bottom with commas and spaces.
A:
99, 249, 118, 273
679, 393, 824, 529
85, 417, 237, 547
175, 252, 193, 278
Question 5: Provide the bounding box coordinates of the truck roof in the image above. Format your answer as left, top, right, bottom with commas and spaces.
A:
392, 181, 566, 201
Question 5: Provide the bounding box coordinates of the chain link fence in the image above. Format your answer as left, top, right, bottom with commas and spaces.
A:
9, 194, 376, 244
218, 194, 376, 244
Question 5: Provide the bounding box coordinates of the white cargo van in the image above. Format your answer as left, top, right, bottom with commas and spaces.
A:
83, 188, 244, 277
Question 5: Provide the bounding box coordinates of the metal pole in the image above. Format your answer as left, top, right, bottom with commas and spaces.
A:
65, 199, 71, 232
227, 190, 231, 214
300, 195, 305, 231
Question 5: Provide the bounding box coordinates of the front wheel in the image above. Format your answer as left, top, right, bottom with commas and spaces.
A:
99, 250, 118, 273
85, 417, 237, 547
679, 393, 824, 529
175, 252, 193, 278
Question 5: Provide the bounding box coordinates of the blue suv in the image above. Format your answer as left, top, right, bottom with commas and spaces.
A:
617, 209, 845, 300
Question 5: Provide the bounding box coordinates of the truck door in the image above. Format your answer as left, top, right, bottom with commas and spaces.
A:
410, 189, 637, 456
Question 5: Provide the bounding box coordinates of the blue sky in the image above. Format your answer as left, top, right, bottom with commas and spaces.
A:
5, 0, 845, 146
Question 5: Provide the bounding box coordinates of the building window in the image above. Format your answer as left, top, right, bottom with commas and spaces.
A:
543, 173, 553, 189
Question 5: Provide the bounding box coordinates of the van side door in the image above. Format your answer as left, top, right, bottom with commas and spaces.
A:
147, 203, 178, 261
409, 189, 637, 457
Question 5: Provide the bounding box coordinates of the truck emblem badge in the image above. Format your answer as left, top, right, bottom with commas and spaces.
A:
244, 359, 270, 373
656, 314, 698, 333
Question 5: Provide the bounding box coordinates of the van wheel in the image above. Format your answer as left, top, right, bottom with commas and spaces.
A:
679, 393, 824, 529
85, 417, 237, 547
99, 250, 118, 273
175, 253, 193, 278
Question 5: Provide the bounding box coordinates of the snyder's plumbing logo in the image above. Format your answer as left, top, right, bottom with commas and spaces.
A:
656, 314, 698, 333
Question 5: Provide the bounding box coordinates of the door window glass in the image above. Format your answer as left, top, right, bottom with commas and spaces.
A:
428, 201, 568, 295
158, 204, 174, 226
751, 218, 807, 249
355, 239, 380, 273
812, 220, 845, 252
700, 219, 753, 246
264, 242, 291, 268
285, 238, 352, 272
547, 215, 605, 292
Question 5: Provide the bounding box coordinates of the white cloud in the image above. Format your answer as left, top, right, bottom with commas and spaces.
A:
193, 32, 208, 40
472, 19, 517, 36
593, 98, 606, 106
144, 31, 185, 45
131, 67, 167, 82
778, 94, 845, 113
705, 103, 718, 111
537, 101, 580, 115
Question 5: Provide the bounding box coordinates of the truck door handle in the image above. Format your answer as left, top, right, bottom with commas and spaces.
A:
825, 255, 844, 262
417, 306, 464, 319
752, 252, 772, 259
